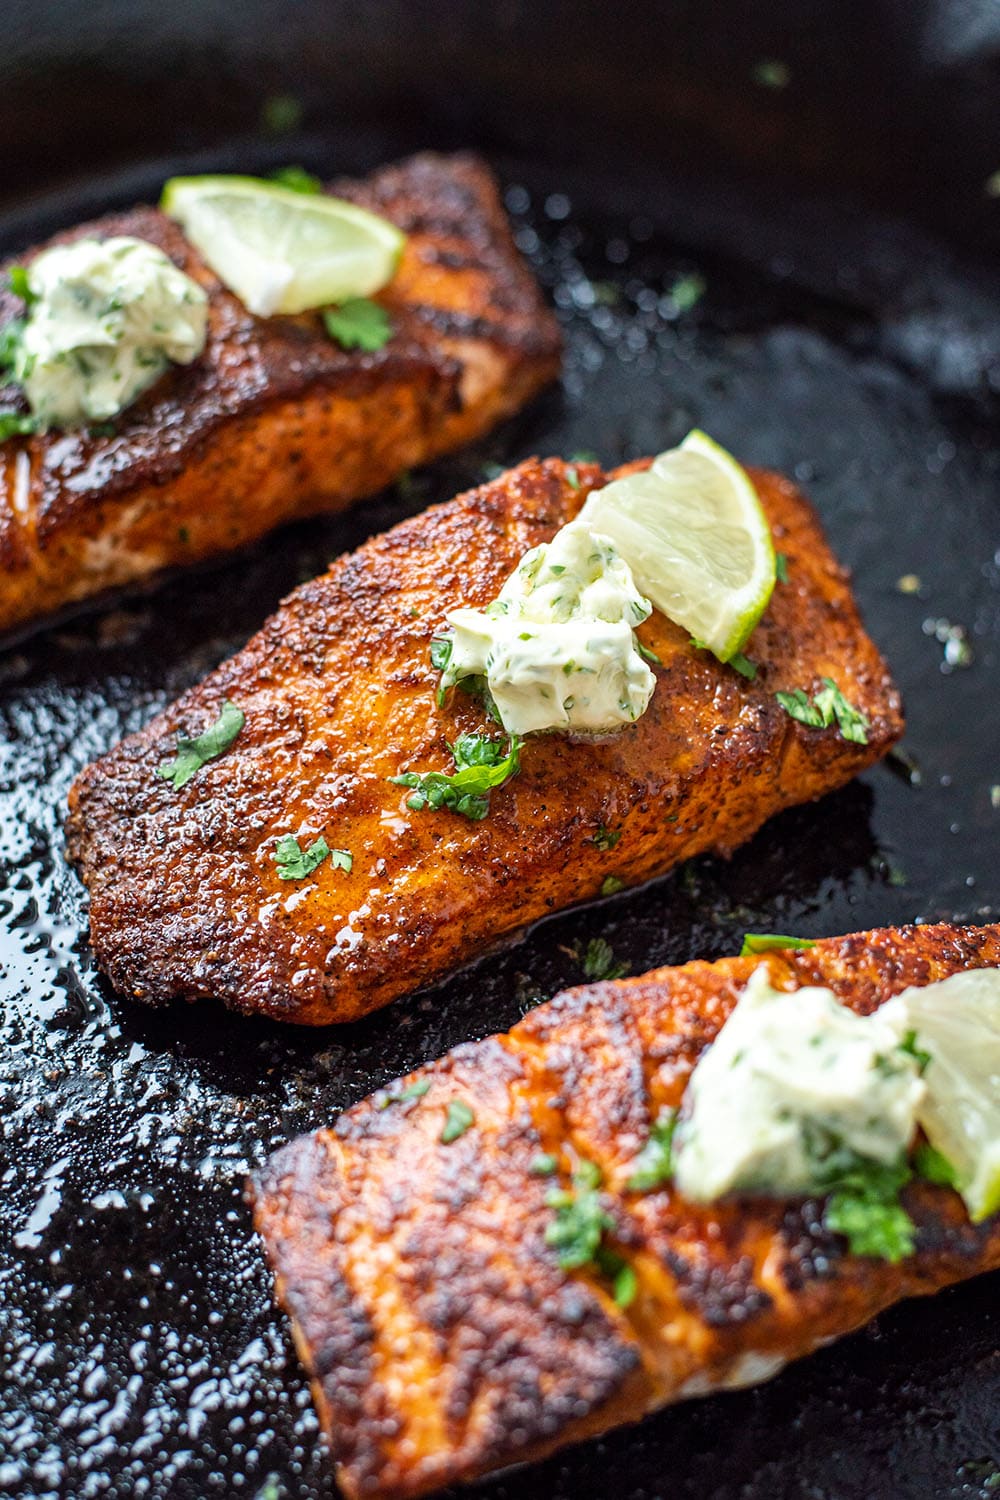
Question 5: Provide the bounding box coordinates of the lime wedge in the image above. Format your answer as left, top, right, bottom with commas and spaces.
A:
161, 175, 406, 317
576, 430, 776, 661
884, 969, 1000, 1223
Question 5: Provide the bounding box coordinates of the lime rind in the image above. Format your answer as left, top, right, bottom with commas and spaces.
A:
161, 175, 406, 317
577, 429, 776, 661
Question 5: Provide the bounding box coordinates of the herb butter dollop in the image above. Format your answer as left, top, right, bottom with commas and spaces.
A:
673, 967, 926, 1203
15, 237, 208, 428
441, 521, 656, 736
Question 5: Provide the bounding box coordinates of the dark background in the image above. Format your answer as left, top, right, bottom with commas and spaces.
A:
1, 3, 999, 1498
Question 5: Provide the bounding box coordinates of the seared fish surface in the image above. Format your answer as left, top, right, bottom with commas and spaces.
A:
0, 152, 560, 639
250, 923, 1000, 1500
66, 457, 902, 1024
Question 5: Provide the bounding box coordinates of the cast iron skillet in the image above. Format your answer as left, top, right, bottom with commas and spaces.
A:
1, 4, 999, 1498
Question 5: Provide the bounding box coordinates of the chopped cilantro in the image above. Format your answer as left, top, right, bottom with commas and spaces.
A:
578, 936, 628, 982
636, 640, 661, 666
805, 1136, 915, 1263
729, 652, 757, 680
157, 700, 244, 789
0, 409, 37, 442
391, 731, 522, 821
254, 1477, 282, 1500
441, 1099, 475, 1143
776, 678, 870, 745
430, 635, 453, 672
740, 933, 816, 956
913, 1142, 959, 1187
753, 58, 791, 90
775, 552, 789, 584
565, 465, 581, 491
323, 298, 392, 352
0, 317, 24, 373
545, 1160, 612, 1268
823, 1157, 915, 1262
270, 165, 322, 194
898, 1028, 932, 1075
569, 449, 599, 464
273, 834, 350, 880
668, 272, 706, 312
545, 1160, 636, 1306
600, 874, 625, 897
7, 265, 35, 305
377, 1077, 432, 1109
529, 1152, 559, 1177
261, 93, 303, 136
626, 1110, 677, 1192
591, 824, 622, 852
610, 1262, 637, 1308
429, 634, 454, 705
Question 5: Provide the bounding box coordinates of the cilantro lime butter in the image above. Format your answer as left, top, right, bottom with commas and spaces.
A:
440, 521, 656, 736
673, 967, 926, 1203
15, 237, 207, 428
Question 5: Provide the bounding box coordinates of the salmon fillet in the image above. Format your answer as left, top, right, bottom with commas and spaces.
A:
65, 457, 903, 1025
0, 152, 560, 639
249, 922, 1000, 1500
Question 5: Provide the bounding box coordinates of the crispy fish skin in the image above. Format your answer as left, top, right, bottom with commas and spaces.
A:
0, 152, 560, 639
250, 923, 1000, 1500
66, 457, 902, 1024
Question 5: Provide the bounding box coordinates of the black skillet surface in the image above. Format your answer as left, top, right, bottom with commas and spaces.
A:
2, 17, 1000, 1500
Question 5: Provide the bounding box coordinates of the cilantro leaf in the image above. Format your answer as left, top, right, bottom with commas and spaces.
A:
668, 272, 706, 312
273, 834, 350, 880
429, 634, 453, 705
545, 1161, 614, 1269
813, 1147, 916, 1263
578, 936, 628, 982
157, 700, 244, 789
7, 266, 35, 305
0, 409, 37, 443
545, 1161, 637, 1306
441, 1099, 475, 1143
609, 1260, 637, 1308
529, 1152, 559, 1177
323, 298, 392, 352
636, 640, 662, 666
0, 318, 24, 373
898, 1028, 932, 1075
626, 1110, 677, 1192
812, 679, 870, 743
600, 874, 625, 896
429, 635, 453, 672
729, 652, 757, 680
377, 1077, 431, 1109
565, 465, 581, 491
913, 1142, 959, 1187
391, 732, 522, 820
270, 165, 322, 194
775, 552, 789, 584
824, 1177, 915, 1262
776, 677, 870, 745
740, 933, 816, 957
591, 824, 622, 852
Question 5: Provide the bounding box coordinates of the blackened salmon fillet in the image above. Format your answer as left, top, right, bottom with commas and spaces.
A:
250, 922, 1000, 1499
0, 152, 561, 638
66, 456, 902, 1024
